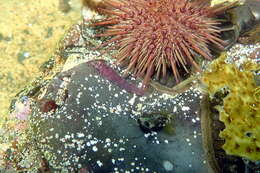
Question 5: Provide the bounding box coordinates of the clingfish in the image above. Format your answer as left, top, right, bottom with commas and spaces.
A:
88, 60, 145, 96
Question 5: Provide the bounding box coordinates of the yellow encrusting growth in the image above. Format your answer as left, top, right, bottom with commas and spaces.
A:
202, 53, 260, 161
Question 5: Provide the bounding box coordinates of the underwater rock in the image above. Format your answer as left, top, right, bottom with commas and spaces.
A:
4, 2, 259, 172
238, 24, 260, 45
218, 3, 256, 48
245, 0, 260, 22
29, 59, 207, 172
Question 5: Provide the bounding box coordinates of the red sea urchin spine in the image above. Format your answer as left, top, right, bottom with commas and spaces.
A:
92, 0, 237, 87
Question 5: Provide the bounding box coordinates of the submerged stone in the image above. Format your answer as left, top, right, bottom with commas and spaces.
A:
4, 3, 259, 172
29, 60, 206, 172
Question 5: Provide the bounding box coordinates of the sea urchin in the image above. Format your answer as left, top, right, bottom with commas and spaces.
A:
92, 0, 236, 86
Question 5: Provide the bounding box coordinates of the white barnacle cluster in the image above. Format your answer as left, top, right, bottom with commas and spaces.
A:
226, 43, 260, 68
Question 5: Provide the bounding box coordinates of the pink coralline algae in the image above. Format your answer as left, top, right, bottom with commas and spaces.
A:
11, 96, 31, 120
88, 60, 145, 96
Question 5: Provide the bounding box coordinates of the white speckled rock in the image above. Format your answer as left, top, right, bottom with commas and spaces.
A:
30, 60, 207, 172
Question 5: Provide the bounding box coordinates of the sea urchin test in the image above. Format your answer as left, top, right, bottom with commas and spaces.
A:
92, 0, 237, 86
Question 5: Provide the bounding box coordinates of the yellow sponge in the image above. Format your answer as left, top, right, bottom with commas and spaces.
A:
202, 53, 260, 161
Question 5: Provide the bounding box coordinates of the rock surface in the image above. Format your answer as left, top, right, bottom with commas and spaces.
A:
29, 59, 207, 172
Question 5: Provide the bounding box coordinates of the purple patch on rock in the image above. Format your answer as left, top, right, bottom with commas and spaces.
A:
12, 96, 31, 120
88, 60, 145, 96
